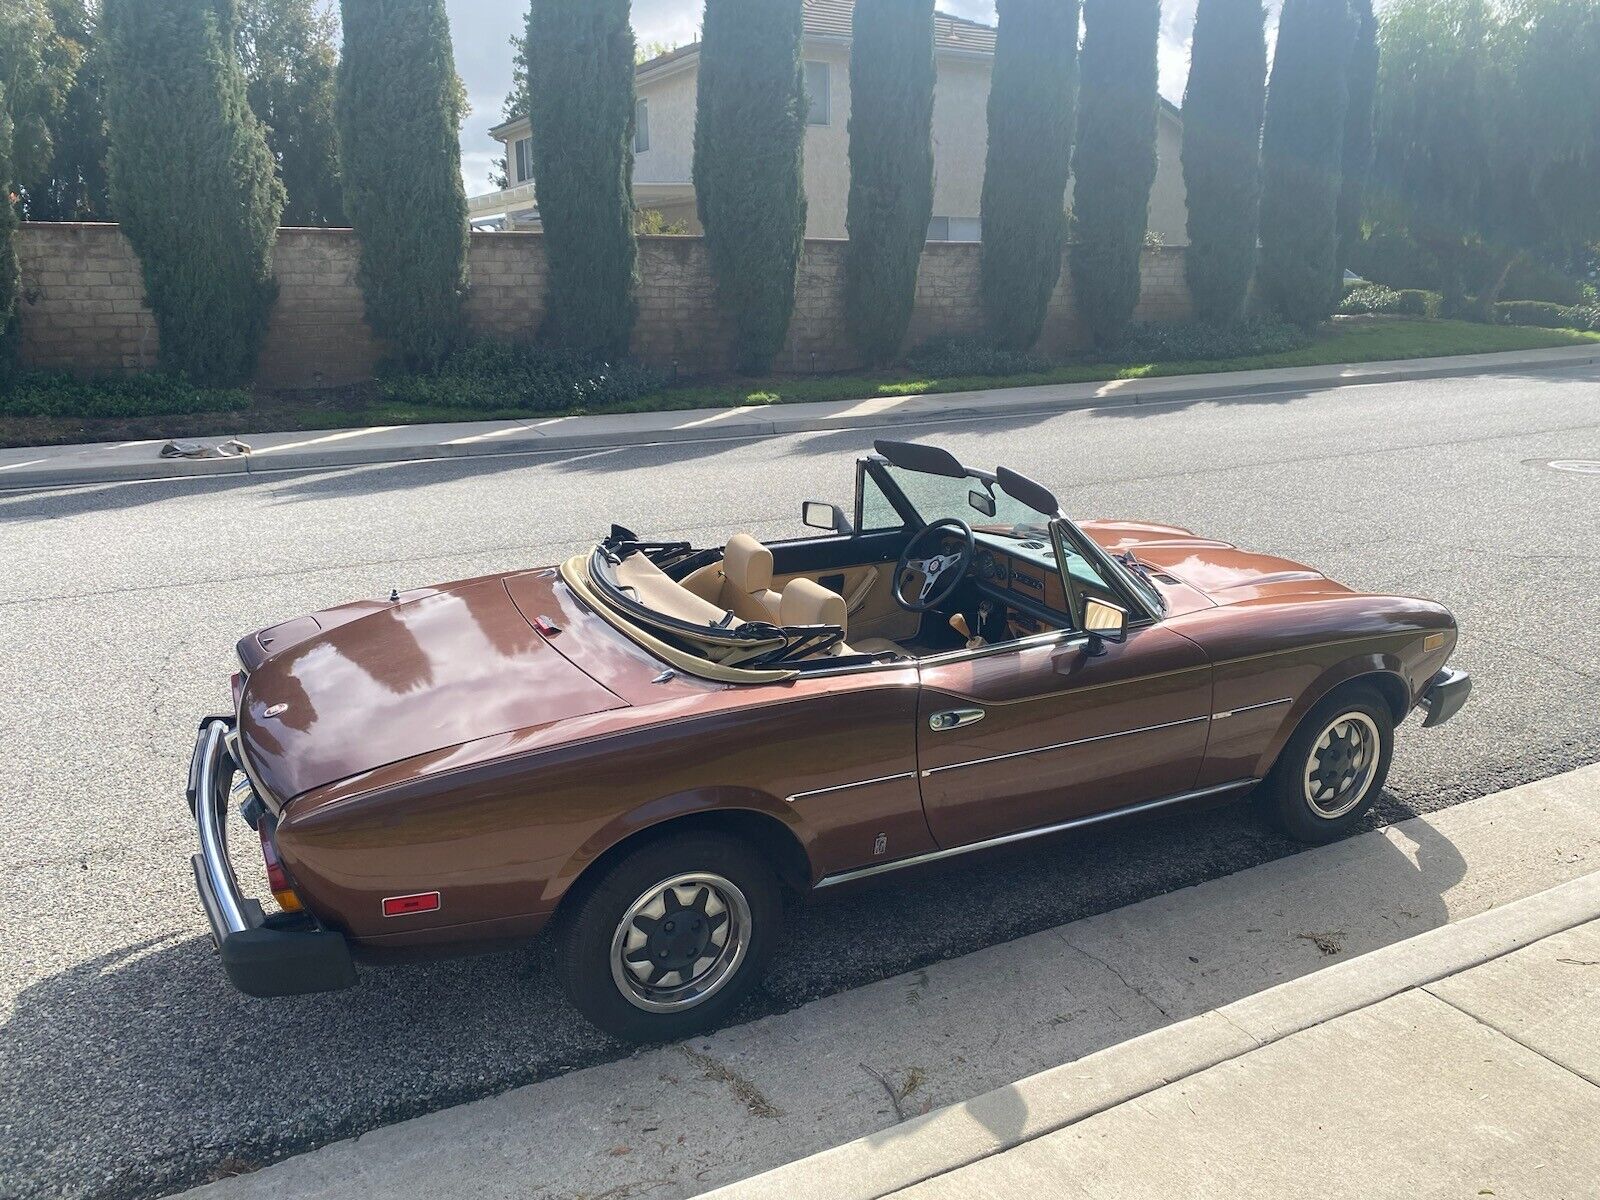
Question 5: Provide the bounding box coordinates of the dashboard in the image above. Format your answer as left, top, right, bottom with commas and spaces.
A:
973, 534, 1072, 632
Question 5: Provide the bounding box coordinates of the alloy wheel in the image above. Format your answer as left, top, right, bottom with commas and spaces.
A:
1302, 711, 1381, 819
609, 873, 752, 1013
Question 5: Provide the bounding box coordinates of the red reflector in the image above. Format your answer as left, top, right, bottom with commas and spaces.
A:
532, 615, 562, 635
382, 892, 441, 918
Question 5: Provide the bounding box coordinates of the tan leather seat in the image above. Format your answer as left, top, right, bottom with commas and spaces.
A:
779, 578, 913, 660
718, 534, 784, 624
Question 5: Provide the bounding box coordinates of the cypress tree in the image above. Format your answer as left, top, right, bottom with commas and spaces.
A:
103, 0, 284, 385
1, 90, 18, 356
1181, 0, 1267, 324
1258, 0, 1358, 329
524, 0, 637, 359
1070, 0, 1160, 347
1334, 0, 1379, 287
844, 0, 935, 365
337, 0, 468, 371
980, 0, 1081, 351
694, 0, 807, 374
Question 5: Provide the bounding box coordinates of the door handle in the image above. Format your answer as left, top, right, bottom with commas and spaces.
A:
929, 707, 985, 731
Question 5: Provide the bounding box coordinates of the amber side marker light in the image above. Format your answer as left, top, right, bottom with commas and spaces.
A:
383, 892, 441, 918
1424, 632, 1447, 653
257, 826, 303, 913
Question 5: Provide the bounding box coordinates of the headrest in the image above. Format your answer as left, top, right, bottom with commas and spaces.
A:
780, 578, 847, 631
723, 534, 774, 594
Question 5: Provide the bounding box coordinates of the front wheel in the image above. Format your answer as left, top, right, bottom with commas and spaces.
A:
554, 832, 782, 1043
1260, 686, 1394, 844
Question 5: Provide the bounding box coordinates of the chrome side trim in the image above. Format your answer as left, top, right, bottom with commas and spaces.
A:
786, 770, 918, 804
814, 778, 1258, 889
194, 719, 250, 936
919, 714, 1209, 778
1212, 697, 1293, 721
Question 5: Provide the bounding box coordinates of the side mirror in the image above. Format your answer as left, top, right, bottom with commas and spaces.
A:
1082, 598, 1129, 655
803, 500, 854, 535
968, 488, 997, 518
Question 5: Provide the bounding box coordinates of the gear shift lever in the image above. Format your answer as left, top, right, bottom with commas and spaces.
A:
949, 613, 985, 650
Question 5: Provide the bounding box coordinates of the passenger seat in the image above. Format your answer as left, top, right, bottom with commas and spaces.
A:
718, 534, 784, 624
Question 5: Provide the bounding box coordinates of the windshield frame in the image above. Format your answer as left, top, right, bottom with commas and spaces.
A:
860, 452, 1160, 628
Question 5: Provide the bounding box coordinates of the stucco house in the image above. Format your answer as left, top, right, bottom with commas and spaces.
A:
470, 0, 1189, 245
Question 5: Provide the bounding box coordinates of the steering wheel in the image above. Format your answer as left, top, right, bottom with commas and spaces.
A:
894, 518, 976, 613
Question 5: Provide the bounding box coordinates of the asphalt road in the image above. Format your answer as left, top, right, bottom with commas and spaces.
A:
2, 364, 1598, 1200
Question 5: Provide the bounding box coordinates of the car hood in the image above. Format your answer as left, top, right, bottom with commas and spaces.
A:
236, 576, 627, 803
1080, 520, 1354, 605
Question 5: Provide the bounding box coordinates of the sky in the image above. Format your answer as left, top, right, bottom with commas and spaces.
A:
446, 0, 1286, 196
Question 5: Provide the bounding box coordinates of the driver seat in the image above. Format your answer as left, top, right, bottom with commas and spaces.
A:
779, 578, 913, 660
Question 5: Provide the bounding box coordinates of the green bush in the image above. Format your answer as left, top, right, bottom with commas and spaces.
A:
1087, 317, 1313, 364
980, 0, 1080, 350
1564, 302, 1600, 332
1070, 0, 1161, 347
375, 341, 664, 414
1338, 284, 1437, 316
0, 370, 250, 418
1495, 300, 1575, 328
337, 0, 469, 371
844, 0, 936, 365
1501, 258, 1584, 306
103, 0, 285, 385
905, 337, 1051, 378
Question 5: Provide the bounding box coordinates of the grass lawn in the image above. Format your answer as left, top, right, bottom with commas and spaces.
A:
3, 318, 1596, 449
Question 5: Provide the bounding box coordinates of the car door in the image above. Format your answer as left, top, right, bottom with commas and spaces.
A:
914, 519, 1214, 849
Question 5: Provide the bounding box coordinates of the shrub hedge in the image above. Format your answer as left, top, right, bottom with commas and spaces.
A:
904, 337, 1052, 378
1087, 317, 1312, 364
1495, 300, 1577, 328
0, 371, 250, 419
375, 341, 664, 414
1338, 284, 1438, 316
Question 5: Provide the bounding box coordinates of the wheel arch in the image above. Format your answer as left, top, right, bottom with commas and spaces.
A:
1254, 655, 1410, 780
540, 790, 814, 919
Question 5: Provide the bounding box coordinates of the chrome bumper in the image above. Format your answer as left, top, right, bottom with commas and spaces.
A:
187, 718, 356, 996
1418, 667, 1472, 728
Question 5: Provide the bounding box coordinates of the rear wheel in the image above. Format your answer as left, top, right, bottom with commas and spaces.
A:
1261, 686, 1393, 844
554, 832, 782, 1043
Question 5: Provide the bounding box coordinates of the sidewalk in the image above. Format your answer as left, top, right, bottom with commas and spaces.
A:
710, 881, 1600, 1200
177, 763, 1600, 1200
4, 342, 1597, 489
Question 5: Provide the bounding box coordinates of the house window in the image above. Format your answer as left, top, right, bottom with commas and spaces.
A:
513, 136, 533, 184
634, 99, 650, 153
927, 216, 982, 242
805, 61, 831, 125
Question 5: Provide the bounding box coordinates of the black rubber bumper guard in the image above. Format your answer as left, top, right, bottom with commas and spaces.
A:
1418, 667, 1472, 728
187, 718, 357, 997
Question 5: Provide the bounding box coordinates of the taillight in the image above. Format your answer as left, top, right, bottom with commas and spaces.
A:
258, 826, 303, 913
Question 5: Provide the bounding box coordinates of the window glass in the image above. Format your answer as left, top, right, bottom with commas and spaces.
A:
859, 467, 906, 533
805, 61, 831, 125
634, 99, 650, 153
514, 136, 532, 183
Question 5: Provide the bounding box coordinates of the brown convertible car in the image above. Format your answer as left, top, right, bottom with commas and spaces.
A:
188, 440, 1470, 1040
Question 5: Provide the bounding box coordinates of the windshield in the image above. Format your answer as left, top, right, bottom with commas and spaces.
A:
873, 463, 1053, 535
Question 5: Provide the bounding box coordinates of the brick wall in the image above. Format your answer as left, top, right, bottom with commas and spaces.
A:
12, 223, 1191, 386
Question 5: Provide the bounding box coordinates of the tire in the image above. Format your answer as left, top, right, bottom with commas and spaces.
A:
1260, 685, 1394, 845
554, 831, 782, 1043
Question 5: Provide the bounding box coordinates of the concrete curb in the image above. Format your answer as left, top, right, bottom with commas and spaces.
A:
699, 868, 1600, 1200
3, 344, 1596, 490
